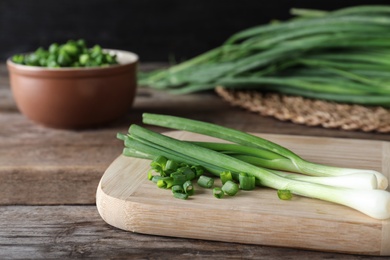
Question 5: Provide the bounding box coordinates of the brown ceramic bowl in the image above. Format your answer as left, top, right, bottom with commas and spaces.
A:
7, 49, 138, 129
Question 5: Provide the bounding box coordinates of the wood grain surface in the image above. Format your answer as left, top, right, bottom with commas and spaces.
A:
97, 131, 390, 256
4, 205, 386, 260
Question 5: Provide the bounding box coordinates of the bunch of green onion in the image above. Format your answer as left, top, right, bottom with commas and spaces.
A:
117, 113, 390, 220
140, 6, 390, 107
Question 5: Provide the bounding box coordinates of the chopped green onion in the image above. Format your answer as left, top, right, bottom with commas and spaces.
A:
147, 170, 154, 181
11, 39, 118, 68
172, 185, 188, 200
220, 171, 233, 184
157, 179, 168, 189
172, 185, 184, 194
183, 181, 195, 196
151, 176, 165, 183
213, 187, 224, 199
173, 192, 189, 200
150, 156, 167, 175
277, 190, 293, 200
239, 172, 256, 190
153, 176, 172, 186
192, 165, 205, 177
179, 167, 196, 181
165, 159, 179, 173
171, 173, 187, 186
222, 181, 239, 196
197, 175, 214, 188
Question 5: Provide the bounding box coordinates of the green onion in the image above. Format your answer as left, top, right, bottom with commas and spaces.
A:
150, 156, 168, 175
153, 176, 173, 187
277, 190, 293, 200
151, 176, 166, 184
140, 6, 390, 107
178, 166, 196, 181
191, 165, 205, 177
183, 181, 194, 196
118, 113, 390, 220
157, 179, 173, 189
189, 141, 285, 160
171, 173, 186, 186
222, 181, 239, 196
142, 113, 387, 190
147, 170, 154, 181
239, 172, 256, 190
123, 137, 228, 177
172, 185, 188, 200
173, 192, 188, 200
197, 175, 214, 188
172, 185, 184, 194
213, 187, 225, 199
220, 171, 233, 184
165, 159, 179, 173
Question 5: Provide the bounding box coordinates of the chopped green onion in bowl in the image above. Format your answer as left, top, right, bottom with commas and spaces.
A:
11, 39, 118, 68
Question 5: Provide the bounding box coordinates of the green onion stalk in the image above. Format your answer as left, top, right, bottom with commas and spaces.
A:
118, 113, 390, 220
139, 5, 390, 107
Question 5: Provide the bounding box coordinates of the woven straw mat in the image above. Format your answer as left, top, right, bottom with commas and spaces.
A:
215, 86, 390, 133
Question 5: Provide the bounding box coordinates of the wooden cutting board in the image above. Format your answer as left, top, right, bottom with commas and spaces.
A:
96, 131, 390, 256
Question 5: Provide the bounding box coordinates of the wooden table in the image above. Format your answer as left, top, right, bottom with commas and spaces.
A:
1, 63, 388, 259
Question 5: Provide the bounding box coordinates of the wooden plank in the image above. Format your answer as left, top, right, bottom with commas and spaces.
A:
0, 87, 231, 205
0, 205, 384, 259
96, 131, 390, 256
0, 115, 126, 204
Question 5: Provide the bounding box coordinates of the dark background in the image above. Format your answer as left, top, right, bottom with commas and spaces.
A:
1, 0, 389, 63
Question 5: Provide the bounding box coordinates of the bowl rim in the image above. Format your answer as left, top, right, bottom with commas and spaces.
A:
7, 49, 139, 72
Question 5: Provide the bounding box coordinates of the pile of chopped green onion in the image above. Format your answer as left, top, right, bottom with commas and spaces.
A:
140, 5, 390, 107
117, 113, 390, 220
11, 39, 118, 68
129, 154, 248, 200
